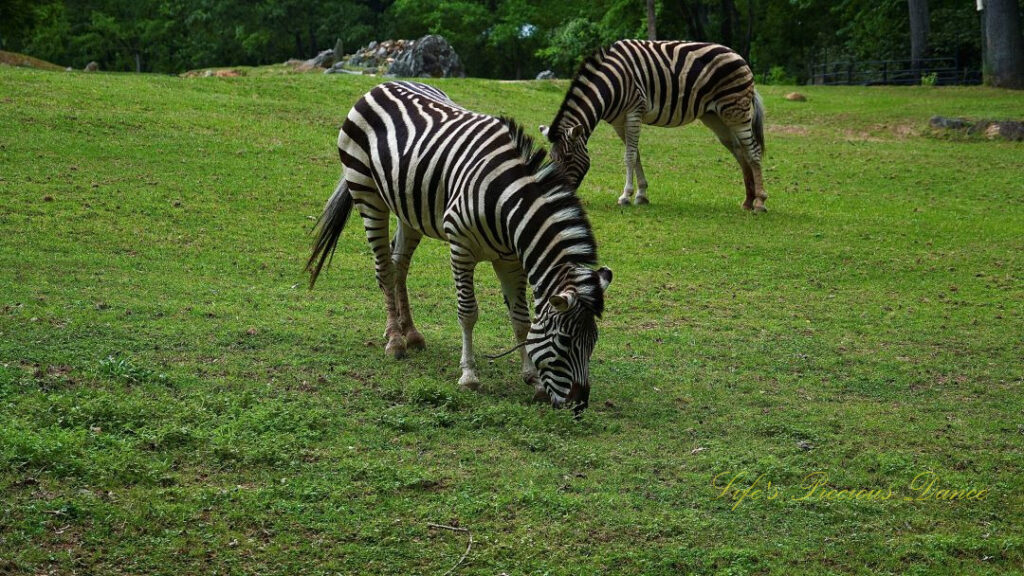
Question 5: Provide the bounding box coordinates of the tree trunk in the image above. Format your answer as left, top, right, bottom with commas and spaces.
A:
647, 0, 657, 40
682, 1, 709, 41
720, 0, 738, 49
908, 0, 929, 70
983, 0, 1024, 88
741, 0, 754, 60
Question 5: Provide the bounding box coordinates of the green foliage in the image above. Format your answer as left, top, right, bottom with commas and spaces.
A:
1, 67, 1023, 574
3, 0, 995, 80
920, 71, 938, 86
536, 17, 604, 77
759, 64, 798, 85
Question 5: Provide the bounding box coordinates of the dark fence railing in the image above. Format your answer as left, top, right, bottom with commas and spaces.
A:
811, 57, 981, 86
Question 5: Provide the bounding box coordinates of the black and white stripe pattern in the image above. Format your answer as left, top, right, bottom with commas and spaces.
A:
541, 39, 767, 211
308, 81, 612, 410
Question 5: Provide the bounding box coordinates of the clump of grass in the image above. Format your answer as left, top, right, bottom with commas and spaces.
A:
98, 355, 167, 385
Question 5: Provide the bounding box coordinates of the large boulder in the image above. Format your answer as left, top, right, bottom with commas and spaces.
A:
310, 49, 336, 68
388, 35, 465, 78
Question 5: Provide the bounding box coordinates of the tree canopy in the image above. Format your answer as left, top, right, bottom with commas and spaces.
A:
1, 0, 1019, 84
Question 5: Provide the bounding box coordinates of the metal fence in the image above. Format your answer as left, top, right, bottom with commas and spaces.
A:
811, 57, 982, 86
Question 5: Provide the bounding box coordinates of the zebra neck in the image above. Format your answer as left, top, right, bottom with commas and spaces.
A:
553, 68, 618, 139
506, 193, 596, 309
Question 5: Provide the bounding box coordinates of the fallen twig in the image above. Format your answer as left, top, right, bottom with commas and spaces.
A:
427, 522, 473, 576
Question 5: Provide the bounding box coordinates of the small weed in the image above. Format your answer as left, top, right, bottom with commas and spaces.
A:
98, 355, 167, 385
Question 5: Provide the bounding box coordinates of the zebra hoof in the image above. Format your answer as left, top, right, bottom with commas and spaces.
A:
459, 372, 480, 390
405, 330, 426, 350
742, 201, 755, 211
617, 196, 632, 206
634, 196, 649, 205
753, 203, 768, 213
385, 338, 407, 359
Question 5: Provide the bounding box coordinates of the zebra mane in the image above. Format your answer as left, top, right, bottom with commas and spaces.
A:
549, 46, 610, 141
496, 120, 601, 315
500, 116, 548, 174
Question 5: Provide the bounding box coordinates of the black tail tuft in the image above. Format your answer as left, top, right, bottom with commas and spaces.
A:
306, 179, 354, 288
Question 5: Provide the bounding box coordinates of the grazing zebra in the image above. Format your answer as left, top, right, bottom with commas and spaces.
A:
541, 39, 767, 211
307, 81, 612, 411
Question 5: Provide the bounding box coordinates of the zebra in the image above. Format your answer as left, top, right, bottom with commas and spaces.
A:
540, 39, 767, 211
307, 81, 612, 411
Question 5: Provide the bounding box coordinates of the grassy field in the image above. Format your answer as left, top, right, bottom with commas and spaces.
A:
1, 66, 1022, 575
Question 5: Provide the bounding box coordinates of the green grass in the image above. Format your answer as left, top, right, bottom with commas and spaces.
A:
1, 68, 1022, 575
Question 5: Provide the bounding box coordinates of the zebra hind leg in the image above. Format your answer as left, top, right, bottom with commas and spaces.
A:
392, 222, 425, 351
700, 113, 764, 212
633, 148, 650, 205
356, 193, 407, 359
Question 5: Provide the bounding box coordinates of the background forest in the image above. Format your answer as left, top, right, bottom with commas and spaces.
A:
0, 0, 1011, 82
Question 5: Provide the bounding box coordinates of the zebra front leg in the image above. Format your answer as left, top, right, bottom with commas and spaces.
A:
451, 247, 480, 390
492, 259, 540, 393
356, 195, 406, 359
392, 222, 425, 350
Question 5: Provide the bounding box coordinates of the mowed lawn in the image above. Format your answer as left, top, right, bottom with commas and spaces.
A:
1, 66, 1022, 575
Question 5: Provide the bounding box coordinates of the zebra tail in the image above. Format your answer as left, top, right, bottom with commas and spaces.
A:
306, 178, 354, 288
752, 90, 766, 158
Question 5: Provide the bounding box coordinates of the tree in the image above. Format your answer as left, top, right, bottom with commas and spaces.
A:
982, 0, 1024, 88
908, 0, 929, 70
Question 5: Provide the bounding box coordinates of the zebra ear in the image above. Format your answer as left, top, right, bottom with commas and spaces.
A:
549, 292, 576, 312
597, 267, 613, 292
567, 124, 584, 140
539, 124, 550, 138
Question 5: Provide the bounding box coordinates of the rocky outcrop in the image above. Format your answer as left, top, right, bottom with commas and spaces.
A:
929, 116, 1024, 141
387, 35, 464, 78
319, 36, 465, 78
536, 69, 556, 80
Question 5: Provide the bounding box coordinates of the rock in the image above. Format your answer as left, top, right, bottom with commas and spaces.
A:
333, 38, 344, 58
84, 61, 99, 72
985, 121, 1024, 141
929, 117, 1024, 141
324, 63, 363, 75
784, 92, 806, 102
536, 69, 556, 80
310, 49, 335, 68
929, 116, 969, 130
388, 35, 464, 78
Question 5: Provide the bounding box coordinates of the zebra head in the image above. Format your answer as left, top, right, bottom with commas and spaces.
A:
526, 265, 612, 413
540, 123, 590, 190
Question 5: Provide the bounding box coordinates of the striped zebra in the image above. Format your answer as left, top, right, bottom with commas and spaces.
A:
307, 81, 612, 411
541, 39, 767, 211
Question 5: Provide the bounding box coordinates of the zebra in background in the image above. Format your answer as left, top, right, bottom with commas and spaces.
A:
308, 81, 612, 411
541, 39, 767, 211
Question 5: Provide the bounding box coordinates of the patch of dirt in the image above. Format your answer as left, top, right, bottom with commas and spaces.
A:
843, 123, 920, 142
768, 124, 810, 136
0, 50, 65, 71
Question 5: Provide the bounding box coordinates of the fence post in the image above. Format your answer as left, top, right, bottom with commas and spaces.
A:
883, 61, 888, 84
848, 62, 854, 84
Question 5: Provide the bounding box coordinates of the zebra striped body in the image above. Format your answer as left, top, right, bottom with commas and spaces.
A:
308, 81, 612, 410
542, 39, 767, 210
